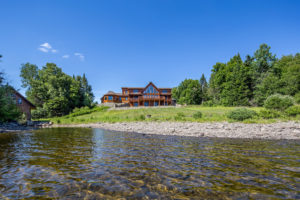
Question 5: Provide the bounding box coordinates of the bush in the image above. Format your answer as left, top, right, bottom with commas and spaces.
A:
264, 94, 294, 111
202, 100, 214, 107
285, 105, 300, 116
259, 109, 281, 119
294, 92, 300, 104
32, 107, 48, 119
193, 111, 203, 119
227, 108, 257, 121
174, 112, 185, 121
139, 114, 145, 121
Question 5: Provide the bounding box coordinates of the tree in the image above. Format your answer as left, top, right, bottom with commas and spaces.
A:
20, 63, 94, 117
199, 74, 208, 103
172, 79, 202, 105
0, 57, 21, 122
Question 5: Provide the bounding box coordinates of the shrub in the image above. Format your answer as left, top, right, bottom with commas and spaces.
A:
264, 94, 294, 111
294, 92, 300, 104
139, 114, 146, 121
259, 109, 281, 119
193, 111, 203, 119
285, 105, 300, 116
202, 100, 214, 107
32, 107, 48, 119
174, 112, 185, 121
227, 108, 257, 121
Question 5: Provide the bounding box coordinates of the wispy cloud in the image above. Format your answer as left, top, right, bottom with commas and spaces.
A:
38, 42, 57, 53
40, 42, 52, 49
74, 53, 85, 61
62, 54, 70, 59
38, 47, 49, 53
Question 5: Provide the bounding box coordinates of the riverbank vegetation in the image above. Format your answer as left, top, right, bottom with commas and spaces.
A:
44, 105, 300, 124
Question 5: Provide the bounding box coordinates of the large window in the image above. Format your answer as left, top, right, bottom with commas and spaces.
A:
133, 89, 139, 93
125, 97, 128, 100
134, 102, 138, 107
154, 102, 158, 106
144, 102, 149, 106
119, 97, 122, 101
143, 85, 158, 94
162, 90, 168, 93
108, 96, 113, 100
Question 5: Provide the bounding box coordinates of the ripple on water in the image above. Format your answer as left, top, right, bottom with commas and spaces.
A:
0, 127, 299, 199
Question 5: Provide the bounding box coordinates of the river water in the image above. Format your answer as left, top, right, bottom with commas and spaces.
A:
0, 128, 299, 199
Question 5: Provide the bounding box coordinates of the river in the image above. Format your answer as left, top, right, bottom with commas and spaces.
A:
0, 128, 299, 199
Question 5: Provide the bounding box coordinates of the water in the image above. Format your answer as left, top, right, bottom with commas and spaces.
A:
0, 128, 299, 199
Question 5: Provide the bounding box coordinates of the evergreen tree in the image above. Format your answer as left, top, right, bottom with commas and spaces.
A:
199, 74, 208, 103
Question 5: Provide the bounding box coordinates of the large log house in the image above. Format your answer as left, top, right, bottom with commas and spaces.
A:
101, 82, 172, 107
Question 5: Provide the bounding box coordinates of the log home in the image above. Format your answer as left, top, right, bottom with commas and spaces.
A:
101, 82, 172, 107
11, 89, 36, 120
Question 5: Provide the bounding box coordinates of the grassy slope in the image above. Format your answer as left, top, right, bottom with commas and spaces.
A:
42, 106, 300, 124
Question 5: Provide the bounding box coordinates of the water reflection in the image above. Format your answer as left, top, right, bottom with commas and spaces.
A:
0, 128, 299, 199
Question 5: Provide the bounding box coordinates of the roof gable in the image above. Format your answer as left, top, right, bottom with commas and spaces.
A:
143, 82, 160, 94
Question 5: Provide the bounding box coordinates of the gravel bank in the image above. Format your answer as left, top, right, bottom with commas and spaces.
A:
53, 121, 300, 140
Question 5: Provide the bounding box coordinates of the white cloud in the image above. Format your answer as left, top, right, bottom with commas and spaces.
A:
40, 42, 52, 49
38, 47, 49, 53
62, 54, 69, 59
38, 42, 57, 53
74, 52, 85, 61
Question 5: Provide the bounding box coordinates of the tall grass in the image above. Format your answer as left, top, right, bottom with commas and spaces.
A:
42, 105, 300, 124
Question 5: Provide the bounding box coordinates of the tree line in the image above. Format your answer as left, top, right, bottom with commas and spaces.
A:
172, 44, 300, 106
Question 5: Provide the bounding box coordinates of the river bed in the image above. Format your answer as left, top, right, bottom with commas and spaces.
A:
0, 128, 299, 199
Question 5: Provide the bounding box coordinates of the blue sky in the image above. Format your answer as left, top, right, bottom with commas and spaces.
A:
1, 0, 300, 101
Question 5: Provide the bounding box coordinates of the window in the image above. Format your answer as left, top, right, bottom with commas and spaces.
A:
144, 102, 149, 106
154, 102, 158, 106
125, 97, 128, 100
143, 85, 159, 94
119, 97, 122, 101
133, 89, 139, 93
11, 94, 16, 101
18, 98, 22, 104
134, 96, 138, 99
134, 102, 138, 107
125, 90, 128, 94
104, 97, 107, 100
162, 90, 168, 93
108, 96, 113, 100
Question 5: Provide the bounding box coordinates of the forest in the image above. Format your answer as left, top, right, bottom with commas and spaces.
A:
172, 44, 300, 107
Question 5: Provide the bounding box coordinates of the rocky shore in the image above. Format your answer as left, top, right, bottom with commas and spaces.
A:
54, 121, 300, 140
0, 121, 52, 133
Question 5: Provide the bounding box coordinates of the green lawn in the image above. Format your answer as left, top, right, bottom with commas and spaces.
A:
41, 105, 300, 124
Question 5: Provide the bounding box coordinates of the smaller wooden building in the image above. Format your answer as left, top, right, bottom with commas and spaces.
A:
11, 89, 36, 120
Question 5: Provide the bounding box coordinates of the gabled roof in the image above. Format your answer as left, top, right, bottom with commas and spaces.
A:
142, 82, 161, 93
12, 89, 36, 108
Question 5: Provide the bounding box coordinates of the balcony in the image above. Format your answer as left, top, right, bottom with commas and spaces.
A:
129, 96, 168, 102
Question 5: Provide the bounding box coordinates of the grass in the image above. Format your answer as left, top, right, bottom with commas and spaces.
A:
38, 105, 300, 125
